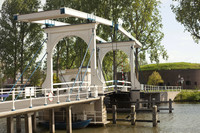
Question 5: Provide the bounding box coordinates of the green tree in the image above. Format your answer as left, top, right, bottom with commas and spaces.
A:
171, 0, 200, 43
0, 0, 43, 83
147, 71, 163, 85
123, 0, 168, 79
30, 67, 43, 87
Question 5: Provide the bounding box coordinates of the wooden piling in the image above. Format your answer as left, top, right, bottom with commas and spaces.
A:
152, 105, 158, 127
25, 113, 32, 133
112, 105, 117, 124
148, 96, 151, 108
136, 99, 139, 110
16, 115, 21, 133
32, 112, 37, 133
131, 105, 136, 125
169, 99, 172, 113
152, 98, 155, 106
66, 106, 72, 133
7, 116, 14, 133
49, 109, 55, 133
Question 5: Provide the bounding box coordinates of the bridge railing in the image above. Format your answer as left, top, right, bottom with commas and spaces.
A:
141, 84, 182, 92
0, 83, 99, 111
103, 80, 132, 92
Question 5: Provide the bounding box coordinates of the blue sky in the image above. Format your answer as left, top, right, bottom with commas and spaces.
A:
0, 0, 200, 63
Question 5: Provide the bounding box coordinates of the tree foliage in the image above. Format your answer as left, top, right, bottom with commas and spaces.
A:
30, 66, 43, 86
123, 0, 168, 63
102, 50, 130, 81
171, 0, 200, 43
147, 71, 163, 85
0, 0, 43, 83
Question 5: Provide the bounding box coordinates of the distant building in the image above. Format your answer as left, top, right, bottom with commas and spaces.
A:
139, 69, 200, 89
58, 68, 91, 87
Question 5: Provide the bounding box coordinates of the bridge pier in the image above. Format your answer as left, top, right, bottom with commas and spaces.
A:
66, 106, 72, 133
7, 116, 14, 133
32, 112, 37, 133
25, 113, 33, 133
16, 115, 21, 133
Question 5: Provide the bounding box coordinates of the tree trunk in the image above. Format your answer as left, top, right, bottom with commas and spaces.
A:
135, 48, 139, 80
13, 42, 17, 84
56, 44, 60, 79
112, 26, 117, 90
66, 39, 69, 69
20, 39, 24, 84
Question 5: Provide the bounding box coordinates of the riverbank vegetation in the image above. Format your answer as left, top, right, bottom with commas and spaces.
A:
140, 62, 200, 71
174, 90, 200, 102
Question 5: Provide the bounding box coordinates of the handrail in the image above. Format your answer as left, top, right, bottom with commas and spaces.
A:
141, 84, 182, 92
53, 81, 89, 86
0, 84, 99, 111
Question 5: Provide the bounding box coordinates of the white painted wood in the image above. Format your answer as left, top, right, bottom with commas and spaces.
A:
96, 36, 107, 43
42, 23, 104, 91
32, 20, 69, 26
118, 25, 142, 47
16, 7, 112, 26
97, 41, 140, 89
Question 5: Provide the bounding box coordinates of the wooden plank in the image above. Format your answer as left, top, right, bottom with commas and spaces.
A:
107, 119, 160, 123
107, 108, 174, 111
158, 108, 174, 110
136, 120, 160, 123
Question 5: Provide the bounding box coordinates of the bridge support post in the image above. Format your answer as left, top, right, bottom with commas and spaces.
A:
169, 99, 172, 113
136, 99, 140, 110
131, 105, 136, 125
152, 105, 158, 127
49, 109, 55, 133
25, 113, 32, 133
16, 115, 21, 133
32, 112, 37, 133
7, 116, 14, 133
66, 106, 72, 133
112, 105, 117, 124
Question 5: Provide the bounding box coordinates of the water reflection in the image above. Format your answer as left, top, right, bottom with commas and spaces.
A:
1, 103, 200, 133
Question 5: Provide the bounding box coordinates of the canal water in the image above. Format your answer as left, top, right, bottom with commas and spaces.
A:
1, 103, 200, 133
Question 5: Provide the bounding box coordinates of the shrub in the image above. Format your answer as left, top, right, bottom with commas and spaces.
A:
147, 71, 164, 85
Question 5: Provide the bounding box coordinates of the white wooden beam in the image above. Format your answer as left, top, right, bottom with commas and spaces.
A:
15, 7, 113, 26
96, 36, 107, 43
97, 41, 138, 48
15, 7, 143, 46
25, 19, 107, 42
32, 20, 69, 26
118, 25, 142, 48
16, 9, 67, 22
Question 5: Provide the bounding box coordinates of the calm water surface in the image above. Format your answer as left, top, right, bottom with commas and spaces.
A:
1, 103, 200, 133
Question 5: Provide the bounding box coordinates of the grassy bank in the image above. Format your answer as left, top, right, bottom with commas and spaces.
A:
174, 90, 200, 102
140, 62, 200, 71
